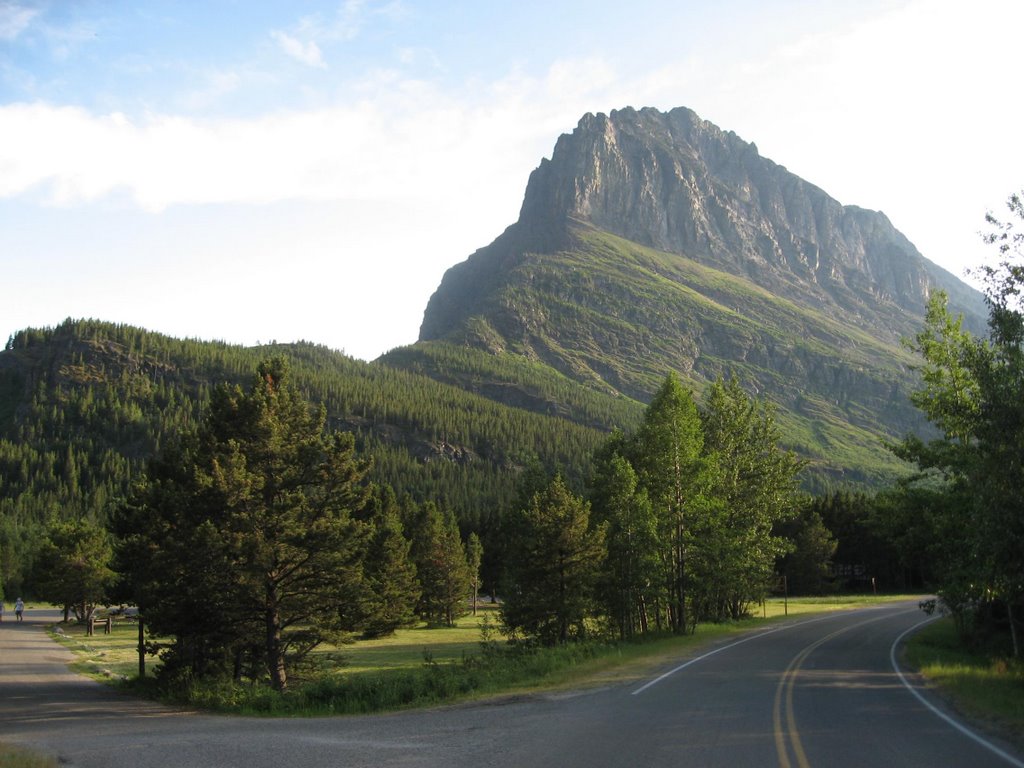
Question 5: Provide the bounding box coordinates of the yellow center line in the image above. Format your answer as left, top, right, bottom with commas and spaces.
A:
773, 610, 915, 768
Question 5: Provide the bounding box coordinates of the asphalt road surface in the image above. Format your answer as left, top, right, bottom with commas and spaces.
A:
1, 602, 1021, 768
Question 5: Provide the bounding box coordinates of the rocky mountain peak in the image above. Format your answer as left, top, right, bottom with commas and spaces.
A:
409, 106, 990, 486
514, 106, 980, 326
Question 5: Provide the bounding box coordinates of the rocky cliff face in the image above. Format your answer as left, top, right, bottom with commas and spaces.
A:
514, 106, 982, 330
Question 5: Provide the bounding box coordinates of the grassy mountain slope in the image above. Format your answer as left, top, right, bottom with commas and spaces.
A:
401, 224, 920, 488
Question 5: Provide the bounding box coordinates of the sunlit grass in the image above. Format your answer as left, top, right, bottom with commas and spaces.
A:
905, 617, 1024, 734
0, 743, 57, 768
50, 619, 145, 682
327, 608, 494, 675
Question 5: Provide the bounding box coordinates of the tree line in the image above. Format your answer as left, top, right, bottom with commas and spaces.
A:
2, 326, 933, 694
14, 354, 809, 692
0, 319, 628, 598
501, 373, 805, 643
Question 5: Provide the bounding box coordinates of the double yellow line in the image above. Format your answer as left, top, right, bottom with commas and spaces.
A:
773, 611, 910, 768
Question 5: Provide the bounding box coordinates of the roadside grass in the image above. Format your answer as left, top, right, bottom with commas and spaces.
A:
51, 594, 920, 715
0, 743, 57, 768
50, 620, 143, 683
904, 617, 1024, 738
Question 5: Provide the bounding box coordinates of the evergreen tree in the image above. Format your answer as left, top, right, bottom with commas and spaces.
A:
411, 502, 472, 626
116, 358, 372, 690
466, 532, 483, 616
501, 475, 606, 645
357, 486, 420, 638
775, 502, 836, 595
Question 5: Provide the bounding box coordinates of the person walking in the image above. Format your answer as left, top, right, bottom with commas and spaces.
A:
14, 597, 24, 622
0, 600, 4, 622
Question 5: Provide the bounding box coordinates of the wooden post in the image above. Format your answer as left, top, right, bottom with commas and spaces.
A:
105, 617, 112, 635
137, 615, 145, 679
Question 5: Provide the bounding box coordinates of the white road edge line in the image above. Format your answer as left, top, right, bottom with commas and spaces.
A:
890, 617, 1024, 768
631, 609, 875, 696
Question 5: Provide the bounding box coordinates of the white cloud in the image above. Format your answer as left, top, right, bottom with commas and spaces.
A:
0, 90, 548, 214
271, 30, 327, 69
0, 1, 37, 41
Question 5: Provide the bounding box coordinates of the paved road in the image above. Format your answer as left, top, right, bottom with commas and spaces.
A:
1, 602, 1021, 767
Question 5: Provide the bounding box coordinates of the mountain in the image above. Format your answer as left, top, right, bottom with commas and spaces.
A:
398, 106, 987, 485
0, 105, 989, 559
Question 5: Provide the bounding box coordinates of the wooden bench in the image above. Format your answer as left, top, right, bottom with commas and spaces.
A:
87, 616, 113, 636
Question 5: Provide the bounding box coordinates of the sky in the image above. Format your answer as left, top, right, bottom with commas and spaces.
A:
2, 0, 1022, 361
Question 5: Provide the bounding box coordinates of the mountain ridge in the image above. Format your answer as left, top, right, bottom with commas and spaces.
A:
425, 106, 984, 345
410, 105, 987, 485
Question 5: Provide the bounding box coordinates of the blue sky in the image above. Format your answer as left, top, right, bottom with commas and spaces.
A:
2, 0, 1022, 359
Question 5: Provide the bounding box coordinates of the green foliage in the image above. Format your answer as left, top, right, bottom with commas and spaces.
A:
0, 318, 619, 594
774, 502, 836, 595
466, 531, 483, 615
32, 517, 114, 621
697, 376, 804, 619
159, 631, 609, 716
903, 291, 982, 445
588, 373, 805, 636
806, 490, 928, 592
630, 373, 707, 634
356, 487, 420, 638
116, 358, 375, 691
895, 193, 1024, 655
409, 502, 472, 627
590, 449, 660, 638
501, 475, 606, 645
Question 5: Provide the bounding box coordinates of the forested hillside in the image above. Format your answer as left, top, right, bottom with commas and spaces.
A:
0, 318, 639, 594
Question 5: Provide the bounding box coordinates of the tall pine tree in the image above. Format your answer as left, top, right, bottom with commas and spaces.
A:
116, 358, 372, 691
501, 475, 606, 645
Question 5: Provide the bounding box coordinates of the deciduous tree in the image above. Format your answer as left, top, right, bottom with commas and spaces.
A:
699, 376, 804, 619
33, 517, 114, 622
630, 373, 706, 634
590, 448, 660, 638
